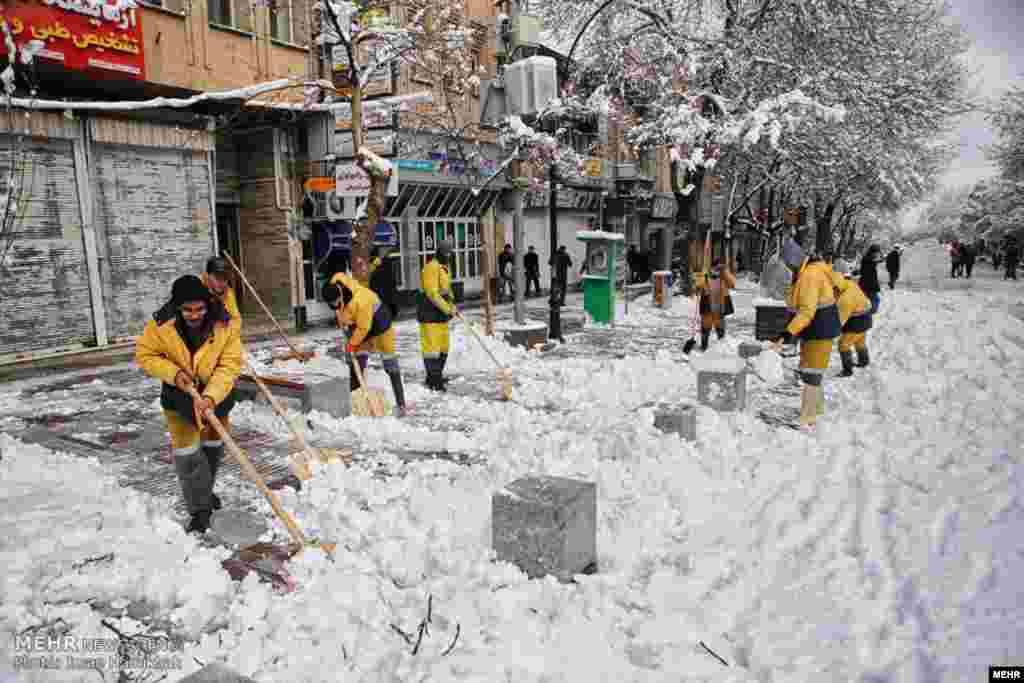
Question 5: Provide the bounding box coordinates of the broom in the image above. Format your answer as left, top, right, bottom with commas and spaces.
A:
241, 350, 352, 480
186, 387, 335, 557
455, 311, 513, 401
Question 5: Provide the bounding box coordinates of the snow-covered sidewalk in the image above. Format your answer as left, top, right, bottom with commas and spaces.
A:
2, 243, 1023, 682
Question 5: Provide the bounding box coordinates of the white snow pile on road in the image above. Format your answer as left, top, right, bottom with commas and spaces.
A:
1, 245, 1021, 682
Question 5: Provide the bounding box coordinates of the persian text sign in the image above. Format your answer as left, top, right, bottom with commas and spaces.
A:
335, 163, 371, 197
1, 0, 145, 79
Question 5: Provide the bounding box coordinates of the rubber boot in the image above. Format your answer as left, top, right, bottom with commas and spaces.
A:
839, 351, 855, 377
203, 445, 224, 510
683, 338, 696, 355
798, 385, 819, 428
716, 323, 725, 340
856, 347, 870, 368
186, 510, 211, 535
386, 368, 407, 415
700, 330, 710, 351
438, 352, 450, 388
425, 359, 445, 392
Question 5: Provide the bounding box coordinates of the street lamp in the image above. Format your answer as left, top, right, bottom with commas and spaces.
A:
548, 165, 562, 341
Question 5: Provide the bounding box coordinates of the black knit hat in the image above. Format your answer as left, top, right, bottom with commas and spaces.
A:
171, 275, 212, 306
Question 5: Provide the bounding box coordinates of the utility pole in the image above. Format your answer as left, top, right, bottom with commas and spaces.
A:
548, 166, 562, 340
509, 0, 526, 326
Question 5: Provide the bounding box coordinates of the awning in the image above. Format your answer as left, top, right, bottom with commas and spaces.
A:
384, 183, 501, 218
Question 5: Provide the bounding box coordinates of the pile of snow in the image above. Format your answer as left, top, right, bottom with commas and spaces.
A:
750, 348, 785, 385
1, 248, 1021, 682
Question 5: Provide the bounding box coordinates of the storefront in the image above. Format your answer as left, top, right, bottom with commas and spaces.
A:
0, 112, 215, 360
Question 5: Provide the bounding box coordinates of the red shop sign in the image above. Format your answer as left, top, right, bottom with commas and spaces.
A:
1, 0, 145, 80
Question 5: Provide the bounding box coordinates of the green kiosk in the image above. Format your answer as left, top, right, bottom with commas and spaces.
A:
576, 230, 626, 325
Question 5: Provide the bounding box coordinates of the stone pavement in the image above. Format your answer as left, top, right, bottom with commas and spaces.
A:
0, 288, 807, 528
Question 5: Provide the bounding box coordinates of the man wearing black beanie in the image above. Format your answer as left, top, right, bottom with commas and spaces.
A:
136, 274, 242, 534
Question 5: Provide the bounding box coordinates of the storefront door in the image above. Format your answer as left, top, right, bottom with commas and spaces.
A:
415, 218, 482, 293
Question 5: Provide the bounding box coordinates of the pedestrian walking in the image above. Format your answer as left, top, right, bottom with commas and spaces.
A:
417, 240, 458, 391
830, 263, 873, 377
324, 272, 407, 416
885, 246, 901, 290
691, 258, 736, 352
1006, 238, 1020, 281
962, 242, 976, 279
524, 246, 541, 297
135, 275, 242, 534
549, 246, 573, 305
773, 238, 842, 429
949, 241, 962, 278
369, 247, 401, 320
498, 244, 514, 302
859, 244, 883, 314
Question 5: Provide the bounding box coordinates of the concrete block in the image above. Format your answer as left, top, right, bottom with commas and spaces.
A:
302, 375, 351, 419
738, 342, 763, 359
697, 370, 747, 412
492, 475, 597, 582
560, 313, 586, 333
653, 404, 697, 441
178, 663, 258, 683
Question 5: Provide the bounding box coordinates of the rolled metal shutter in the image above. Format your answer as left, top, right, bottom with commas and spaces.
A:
0, 136, 95, 356
92, 144, 213, 341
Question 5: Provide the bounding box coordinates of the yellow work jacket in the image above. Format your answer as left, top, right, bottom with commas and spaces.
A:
135, 302, 242, 407
330, 273, 390, 347
827, 269, 871, 327
785, 259, 841, 340
418, 258, 455, 323
201, 273, 242, 331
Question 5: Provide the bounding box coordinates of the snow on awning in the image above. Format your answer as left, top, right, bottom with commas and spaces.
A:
384, 183, 500, 218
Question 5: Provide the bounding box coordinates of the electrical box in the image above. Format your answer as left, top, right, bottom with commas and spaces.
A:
511, 15, 543, 51
505, 56, 558, 117
480, 80, 508, 128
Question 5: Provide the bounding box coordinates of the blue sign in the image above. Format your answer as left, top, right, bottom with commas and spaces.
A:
374, 222, 397, 246
397, 159, 437, 172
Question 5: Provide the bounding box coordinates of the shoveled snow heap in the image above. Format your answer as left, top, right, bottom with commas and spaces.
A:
1, 245, 1022, 682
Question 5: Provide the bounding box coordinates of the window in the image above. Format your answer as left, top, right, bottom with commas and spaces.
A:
270, 0, 292, 42
417, 219, 482, 282
208, 0, 254, 32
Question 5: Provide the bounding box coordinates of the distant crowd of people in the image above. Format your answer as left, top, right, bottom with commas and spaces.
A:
945, 237, 1018, 281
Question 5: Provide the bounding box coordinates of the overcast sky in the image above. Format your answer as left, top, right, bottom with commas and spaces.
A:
940, 0, 1024, 188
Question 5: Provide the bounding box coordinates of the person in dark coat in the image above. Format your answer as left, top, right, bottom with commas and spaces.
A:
524, 246, 541, 297
950, 241, 962, 278
497, 244, 514, 302
885, 247, 901, 290
1006, 238, 1020, 281
626, 245, 641, 283
962, 242, 976, 279
369, 247, 401, 319
549, 246, 573, 305
859, 244, 882, 314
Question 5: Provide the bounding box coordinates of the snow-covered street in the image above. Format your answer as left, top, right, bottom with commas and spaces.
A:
1, 242, 1022, 682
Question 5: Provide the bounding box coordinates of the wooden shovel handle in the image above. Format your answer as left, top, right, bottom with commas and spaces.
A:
221, 251, 305, 360
242, 351, 317, 457
457, 313, 505, 371
187, 387, 307, 547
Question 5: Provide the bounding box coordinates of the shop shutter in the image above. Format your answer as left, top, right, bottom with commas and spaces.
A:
92, 144, 213, 341
0, 136, 95, 355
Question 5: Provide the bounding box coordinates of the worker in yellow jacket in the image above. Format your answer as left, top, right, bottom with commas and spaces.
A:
694, 258, 737, 351
201, 257, 241, 331
829, 262, 873, 377
775, 238, 841, 428
323, 272, 407, 416
417, 240, 457, 391
135, 275, 242, 534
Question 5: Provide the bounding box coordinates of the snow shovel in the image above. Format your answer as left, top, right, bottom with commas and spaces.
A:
454, 311, 513, 401
186, 387, 336, 557
221, 251, 315, 363
241, 351, 353, 481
